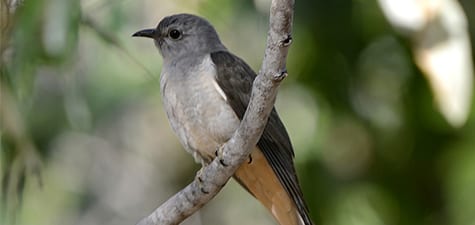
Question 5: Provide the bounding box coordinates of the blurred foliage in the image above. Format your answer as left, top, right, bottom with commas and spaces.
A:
1, 0, 474, 225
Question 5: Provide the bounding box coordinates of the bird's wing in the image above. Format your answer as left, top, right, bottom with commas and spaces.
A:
210, 50, 312, 225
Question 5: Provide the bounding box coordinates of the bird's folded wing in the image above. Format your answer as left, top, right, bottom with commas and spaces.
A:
210, 50, 312, 225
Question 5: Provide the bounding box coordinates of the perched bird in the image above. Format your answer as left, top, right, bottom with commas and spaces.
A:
133, 13, 313, 225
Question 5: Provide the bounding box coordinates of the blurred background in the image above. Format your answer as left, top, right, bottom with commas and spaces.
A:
1, 0, 474, 225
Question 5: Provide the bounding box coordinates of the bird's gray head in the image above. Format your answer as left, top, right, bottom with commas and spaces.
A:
133, 13, 226, 60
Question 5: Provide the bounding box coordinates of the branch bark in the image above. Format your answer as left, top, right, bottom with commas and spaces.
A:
136, 1, 295, 224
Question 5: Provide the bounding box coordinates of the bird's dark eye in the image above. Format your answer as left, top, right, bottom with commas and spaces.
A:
168, 29, 182, 40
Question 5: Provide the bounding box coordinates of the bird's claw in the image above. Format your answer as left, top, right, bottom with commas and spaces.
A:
195, 168, 209, 194
215, 146, 228, 167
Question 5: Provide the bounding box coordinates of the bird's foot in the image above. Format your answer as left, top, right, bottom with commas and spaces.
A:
214, 146, 228, 167
215, 146, 253, 165
195, 168, 209, 194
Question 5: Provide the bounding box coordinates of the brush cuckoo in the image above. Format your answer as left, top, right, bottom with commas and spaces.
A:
133, 13, 313, 225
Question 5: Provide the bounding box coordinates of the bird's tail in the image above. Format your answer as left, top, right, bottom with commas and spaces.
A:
233, 148, 313, 225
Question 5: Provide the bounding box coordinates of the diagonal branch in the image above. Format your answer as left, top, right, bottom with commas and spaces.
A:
136, 0, 295, 224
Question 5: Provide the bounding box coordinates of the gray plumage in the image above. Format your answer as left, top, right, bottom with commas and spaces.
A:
133, 13, 313, 225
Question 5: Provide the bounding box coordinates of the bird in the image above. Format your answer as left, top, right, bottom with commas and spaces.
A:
133, 13, 313, 225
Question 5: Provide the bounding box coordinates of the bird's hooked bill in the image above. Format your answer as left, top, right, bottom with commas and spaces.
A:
132, 29, 156, 38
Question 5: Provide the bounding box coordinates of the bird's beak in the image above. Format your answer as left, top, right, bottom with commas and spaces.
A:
132, 29, 156, 38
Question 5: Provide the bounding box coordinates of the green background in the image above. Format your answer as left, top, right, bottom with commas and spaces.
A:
1, 0, 475, 225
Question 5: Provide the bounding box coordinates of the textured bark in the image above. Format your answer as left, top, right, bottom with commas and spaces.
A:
136, 1, 294, 224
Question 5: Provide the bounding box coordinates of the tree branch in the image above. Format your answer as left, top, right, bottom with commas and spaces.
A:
136, 1, 295, 224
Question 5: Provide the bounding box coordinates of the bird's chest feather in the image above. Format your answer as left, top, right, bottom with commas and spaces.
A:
160, 55, 240, 163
